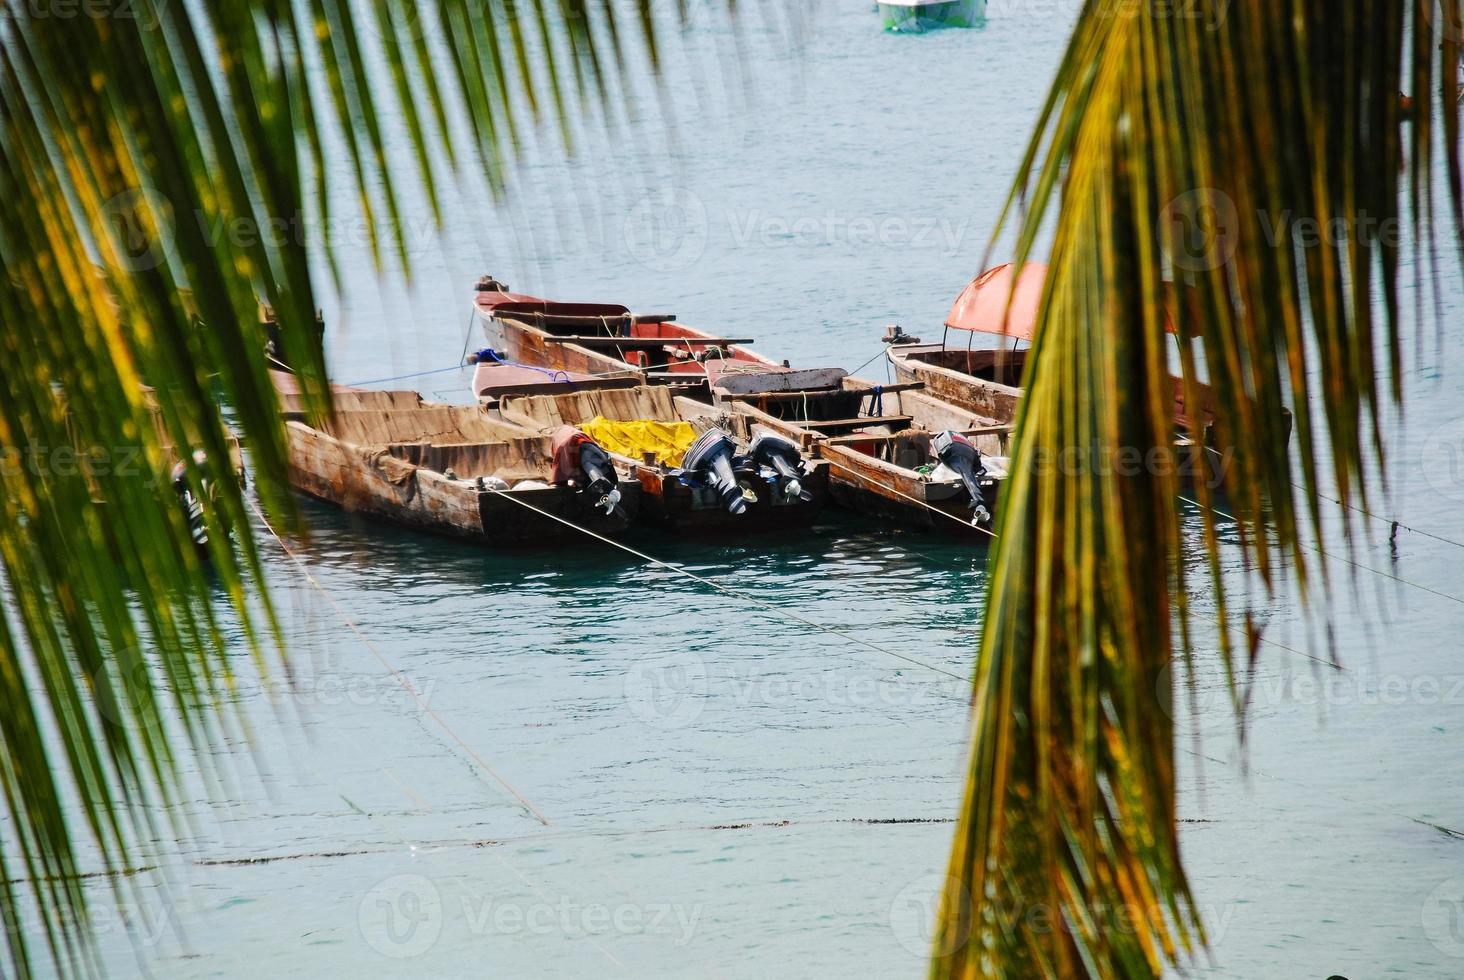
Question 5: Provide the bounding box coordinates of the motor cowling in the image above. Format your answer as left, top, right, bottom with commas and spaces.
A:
550, 426, 624, 516
932, 430, 991, 527
749, 432, 812, 502
680, 427, 750, 515
578, 441, 624, 516
171, 449, 211, 547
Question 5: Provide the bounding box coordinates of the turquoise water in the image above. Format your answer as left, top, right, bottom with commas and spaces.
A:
38, 4, 1464, 978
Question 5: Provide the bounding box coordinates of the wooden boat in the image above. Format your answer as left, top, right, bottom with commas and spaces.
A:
486, 379, 828, 533
878, 0, 986, 31
273, 374, 641, 546
710, 367, 1012, 537
884, 262, 1277, 483
472, 276, 792, 393
882, 263, 1035, 420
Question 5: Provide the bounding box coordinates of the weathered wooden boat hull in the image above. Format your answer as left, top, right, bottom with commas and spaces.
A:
819, 444, 995, 537
479, 304, 637, 379
886, 343, 1023, 420
284, 423, 639, 547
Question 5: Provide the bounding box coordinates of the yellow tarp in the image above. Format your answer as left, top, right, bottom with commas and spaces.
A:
579, 416, 698, 467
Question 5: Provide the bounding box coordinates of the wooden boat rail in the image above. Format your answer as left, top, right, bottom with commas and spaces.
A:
823, 423, 1010, 446
541, 335, 757, 348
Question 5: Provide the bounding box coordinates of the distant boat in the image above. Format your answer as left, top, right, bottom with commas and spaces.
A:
878, 0, 987, 32
472, 276, 788, 394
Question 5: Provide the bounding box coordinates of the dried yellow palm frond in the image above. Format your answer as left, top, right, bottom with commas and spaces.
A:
0, 1, 704, 976
933, 2, 1461, 977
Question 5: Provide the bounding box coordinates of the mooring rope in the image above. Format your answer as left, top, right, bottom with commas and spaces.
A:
480, 488, 975, 688
342, 363, 467, 387
474, 347, 571, 383
5, 815, 966, 885
1200, 443, 1464, 553
822, 457, 998, 539
1179, 494, 1464, 608
248, 498, 553, 826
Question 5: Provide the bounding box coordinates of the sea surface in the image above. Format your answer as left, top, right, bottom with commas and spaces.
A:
33, 2, 1464, 977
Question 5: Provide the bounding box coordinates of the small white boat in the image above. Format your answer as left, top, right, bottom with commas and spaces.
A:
878, 0, 987, 32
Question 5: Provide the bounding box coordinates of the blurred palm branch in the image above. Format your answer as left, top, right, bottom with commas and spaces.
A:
0, 0, 702, 974
932, 1, 1462, 978
2, 0, 1461, 977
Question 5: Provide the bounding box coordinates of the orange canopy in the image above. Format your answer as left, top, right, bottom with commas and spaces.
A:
945, 262, 1182, 342
944, 262, 1046, 341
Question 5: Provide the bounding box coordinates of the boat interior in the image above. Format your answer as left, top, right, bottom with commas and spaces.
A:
487, 299, 773, 375
903, 343, 1030, 388
284, 388, 567, 484
717, 373, 1012, 469
495, 384, 726, 444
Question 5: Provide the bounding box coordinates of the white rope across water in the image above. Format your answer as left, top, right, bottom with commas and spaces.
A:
1178, 494, 1464, 608
480, 488, 976, 687
248, 497, 553, 826
822, 458, 999, 539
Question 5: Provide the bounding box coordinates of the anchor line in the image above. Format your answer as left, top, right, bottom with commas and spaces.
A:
480, 488, 976, 689
248, 498, 552, 827
1178, 494, 1464, 608
1199, 443, 1464, 554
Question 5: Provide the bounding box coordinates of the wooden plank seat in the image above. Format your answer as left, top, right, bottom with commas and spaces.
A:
800, 415, 914, 434
728, 381, 926, 403
824, 424, 1009, 446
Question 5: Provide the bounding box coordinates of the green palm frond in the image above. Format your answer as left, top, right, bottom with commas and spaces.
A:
933, 2, 1461, 977
0, 0, 689, 975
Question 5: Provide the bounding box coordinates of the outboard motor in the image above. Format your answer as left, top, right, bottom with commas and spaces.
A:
932, 430, 992, 527
680, 427, 750, 515
749, 432, 813, 502
578, 440, 624, 517
171, 449, 211, 548
550, 426, 623, 517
